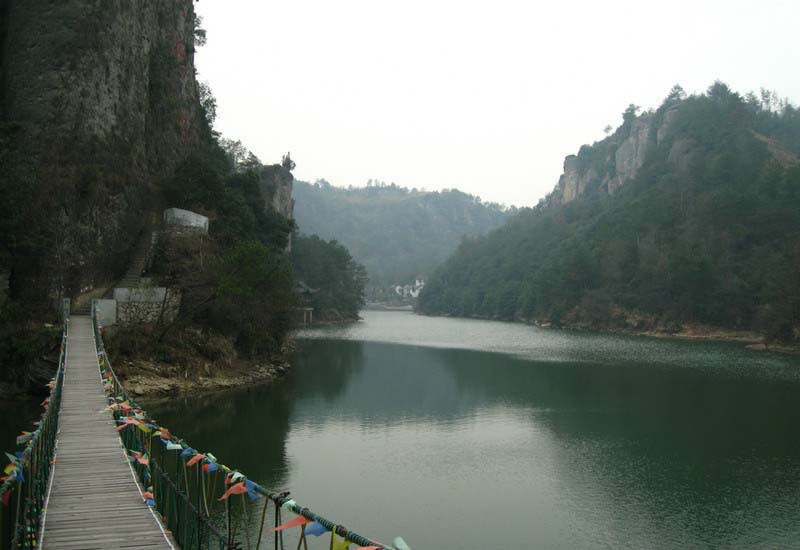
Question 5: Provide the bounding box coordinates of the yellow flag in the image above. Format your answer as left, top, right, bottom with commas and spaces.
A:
330, 533, 350, 550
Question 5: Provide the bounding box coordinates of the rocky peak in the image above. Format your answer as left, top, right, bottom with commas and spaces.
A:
550, 104, 682, 205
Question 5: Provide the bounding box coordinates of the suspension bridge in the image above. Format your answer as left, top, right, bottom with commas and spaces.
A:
1, 306, 409, 549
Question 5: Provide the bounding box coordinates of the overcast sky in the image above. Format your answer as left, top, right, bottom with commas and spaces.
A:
195, 0, 799, 207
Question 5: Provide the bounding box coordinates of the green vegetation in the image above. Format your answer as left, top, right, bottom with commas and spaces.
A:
419, 83, 800, 343
0, 1, 208, 388
292, 180, 513, 289
143, 138, 297, 358
0, 4, 368, 390
292, 234, 368, 321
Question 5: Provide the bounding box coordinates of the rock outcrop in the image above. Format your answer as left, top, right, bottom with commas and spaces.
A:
1, 0, 205, 297
551, 105, 682, 204
258, 164, 295, 250
259, 165, 295, 220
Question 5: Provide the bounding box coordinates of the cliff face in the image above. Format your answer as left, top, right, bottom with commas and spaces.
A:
1, 0, 205, 298
259, 165, 295, 220
552, 105, 682, 204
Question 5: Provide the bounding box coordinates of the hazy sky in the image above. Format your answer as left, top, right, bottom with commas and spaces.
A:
195, 0, 799, 207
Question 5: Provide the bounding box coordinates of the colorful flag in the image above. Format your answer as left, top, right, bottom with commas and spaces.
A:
272, 516, 311, 532
330, 532, 351, 550
187, 454, 205, 467
304, 521, 328, 536
218, 482, 248, 501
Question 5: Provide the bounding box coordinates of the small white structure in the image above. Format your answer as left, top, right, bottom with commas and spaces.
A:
113, 287, 168, 303
163, 208, 209, 233
394, 278, 425, 298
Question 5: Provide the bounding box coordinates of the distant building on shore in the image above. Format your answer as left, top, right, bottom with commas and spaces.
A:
395, 279, 425, 299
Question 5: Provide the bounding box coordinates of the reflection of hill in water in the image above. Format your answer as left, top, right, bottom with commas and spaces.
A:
149, 338, 800, 547
144, 340, 365, 488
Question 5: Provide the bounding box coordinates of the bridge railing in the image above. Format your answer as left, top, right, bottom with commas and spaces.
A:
91, 302, 398, 550
0, 317, 68, 549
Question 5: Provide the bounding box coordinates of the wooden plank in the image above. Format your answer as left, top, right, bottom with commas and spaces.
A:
41, 316, 175, 550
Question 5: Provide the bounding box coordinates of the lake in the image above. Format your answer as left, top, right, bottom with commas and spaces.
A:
147, 311, 800, 548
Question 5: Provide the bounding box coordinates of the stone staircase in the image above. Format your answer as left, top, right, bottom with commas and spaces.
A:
115, 240, 150, 290
71, 228, 154, 317
109, 212, 158, 296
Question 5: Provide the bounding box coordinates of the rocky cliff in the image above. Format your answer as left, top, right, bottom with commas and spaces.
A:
259, 165, 295, 220
0, 0, 205, 299
550, 103, 684, 204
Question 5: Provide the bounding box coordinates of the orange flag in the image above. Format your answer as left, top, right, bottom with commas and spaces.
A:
272, 516, 311, 532
218, 482, 248, 501
186, 454, 205, 467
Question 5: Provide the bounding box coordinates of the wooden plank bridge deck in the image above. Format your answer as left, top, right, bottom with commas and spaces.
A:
40, 315, 174, 549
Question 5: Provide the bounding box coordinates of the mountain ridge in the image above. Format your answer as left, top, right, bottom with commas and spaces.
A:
292, 180, 514, 288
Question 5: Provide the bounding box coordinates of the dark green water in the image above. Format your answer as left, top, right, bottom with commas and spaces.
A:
0, 398, 42, 458
148, 311, 800, 549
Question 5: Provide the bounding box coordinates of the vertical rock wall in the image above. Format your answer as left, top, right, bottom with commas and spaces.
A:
551, 106, 683, 205
0, 0, 205, 297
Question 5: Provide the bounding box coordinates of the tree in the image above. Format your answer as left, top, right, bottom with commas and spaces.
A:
281, 152, 296, 171
198, 82, 217, 127
665, 84, 686, 103
193, 15, 207, 47
220, 139, 261, 173
292, 234, 367, 320
622, 104, 640, 124
213, 241, 294, 355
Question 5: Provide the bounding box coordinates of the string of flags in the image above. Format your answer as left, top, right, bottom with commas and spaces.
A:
2, 331, 66, 550
269, 512, 404, 550
2, 367, 62, 506
94, 331, 412, 549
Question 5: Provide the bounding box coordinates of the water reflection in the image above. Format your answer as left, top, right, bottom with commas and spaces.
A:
0, 397, 42, 454
149, 322, 800, 549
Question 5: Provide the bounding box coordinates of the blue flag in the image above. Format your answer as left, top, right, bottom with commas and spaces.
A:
304, 521, 329, 537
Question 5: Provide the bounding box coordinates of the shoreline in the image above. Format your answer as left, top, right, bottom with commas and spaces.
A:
414, 310, 800, 354
116, 358, 291, 398
91, 311, 800, 399
108, 316, 356, 398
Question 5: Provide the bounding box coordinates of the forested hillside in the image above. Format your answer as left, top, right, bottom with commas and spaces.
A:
293, 181, 513, 287
418, 83, 800, 342
291, 234, 367, 321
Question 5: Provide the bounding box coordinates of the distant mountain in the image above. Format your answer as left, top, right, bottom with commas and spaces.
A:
418, 83, 800, 342
292, 181, 514, 287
